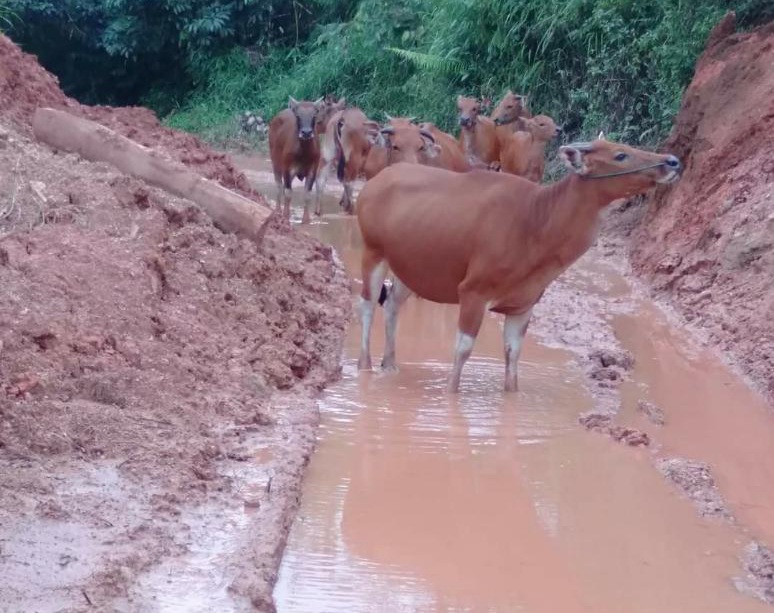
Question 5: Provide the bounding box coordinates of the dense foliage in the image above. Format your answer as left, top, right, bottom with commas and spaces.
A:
6, 0, 356, 109
7, 0, 774, 142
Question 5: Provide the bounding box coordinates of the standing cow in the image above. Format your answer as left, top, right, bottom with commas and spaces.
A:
268, 96, 325, 221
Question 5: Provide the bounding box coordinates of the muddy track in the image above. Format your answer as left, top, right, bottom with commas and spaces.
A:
236, 157, 774, 612
0, 33, 351, 613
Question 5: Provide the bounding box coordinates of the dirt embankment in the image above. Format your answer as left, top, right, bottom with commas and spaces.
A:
622, 14, 774, 401
0, 34, 350, 612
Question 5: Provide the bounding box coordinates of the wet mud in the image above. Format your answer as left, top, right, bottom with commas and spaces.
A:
235, 157, 774, 612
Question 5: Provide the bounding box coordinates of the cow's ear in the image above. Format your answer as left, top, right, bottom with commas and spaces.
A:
288, 96, 299, 111
559, 145, 590, 175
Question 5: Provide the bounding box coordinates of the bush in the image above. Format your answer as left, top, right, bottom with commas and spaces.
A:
8, 0, 771, 143
171, 0, 764, 144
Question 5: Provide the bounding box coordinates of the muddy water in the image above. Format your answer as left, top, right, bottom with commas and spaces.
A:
236, 157, 774, 613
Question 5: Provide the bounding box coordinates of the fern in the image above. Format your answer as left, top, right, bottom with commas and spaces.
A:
386, 46, 464, 75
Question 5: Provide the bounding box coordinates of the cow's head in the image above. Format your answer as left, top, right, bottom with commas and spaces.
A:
492, 90, 529, 126
560, 136, 682, 198
289, 96, 325, 141
525, 114, 562, 141
380, 124, 440, 165
317, 96, 347, 134
457, 95, 484, 130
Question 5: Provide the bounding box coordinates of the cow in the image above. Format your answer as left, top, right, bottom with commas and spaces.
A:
315, 107, 380, 218
355, 136, 682, 393
418, 122, 471, 173
268, 96, 325, 220
457, 93, 530, 169
500, 114, 562, 182
456, 95, 500, 167
362, 120, 440, 181
491, 90, 531, 133
316, 95, 347, 136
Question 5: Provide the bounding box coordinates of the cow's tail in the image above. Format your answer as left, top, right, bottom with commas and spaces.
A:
335, 118, 347, 183
377, 283, 388, 306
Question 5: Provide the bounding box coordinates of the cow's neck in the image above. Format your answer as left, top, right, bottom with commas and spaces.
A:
461, 126, 477, 157
520, 174, 614, 263
297, 137, 316, 150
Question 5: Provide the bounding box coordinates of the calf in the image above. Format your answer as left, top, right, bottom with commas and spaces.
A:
268, 97, 325, 220
418, 122, 470, 172
500, 114, 562, 182
457, 95, 499, 167
362, 120, 440, 181
356, 137, 682, 392
491, 90, 531, 133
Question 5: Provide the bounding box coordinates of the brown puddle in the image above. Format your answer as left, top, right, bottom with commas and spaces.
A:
237, 157, 774, 612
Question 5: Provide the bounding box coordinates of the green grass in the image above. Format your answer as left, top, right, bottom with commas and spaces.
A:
165, 0, 771, 148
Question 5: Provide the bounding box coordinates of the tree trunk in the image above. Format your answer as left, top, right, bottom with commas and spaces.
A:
32, 107, 272, 244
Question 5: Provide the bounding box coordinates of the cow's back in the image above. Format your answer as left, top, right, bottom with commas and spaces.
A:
357, 163, 525, 302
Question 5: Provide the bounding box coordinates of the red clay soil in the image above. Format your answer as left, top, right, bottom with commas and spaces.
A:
627, 14, 774, 402
0, 34, 252, 197
0, 34, 350, 612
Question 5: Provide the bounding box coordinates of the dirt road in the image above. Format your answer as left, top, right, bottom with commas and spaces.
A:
236, 156, 774, 612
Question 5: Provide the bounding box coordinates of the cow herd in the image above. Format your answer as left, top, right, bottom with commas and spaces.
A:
268, 91, 562, 224
267, 91, 684, 393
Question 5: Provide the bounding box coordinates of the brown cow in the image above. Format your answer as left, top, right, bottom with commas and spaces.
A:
316, 95, 347, 136
418, 122, 470, 173
362, 120, 440, 181
500, 114, 562, 182
355, 137, 682, 392
457, 92, 531, 170
268, 96, 325, 220
491, 90, 531, 133
315, 107, 380, 218
362, 116, 416, 180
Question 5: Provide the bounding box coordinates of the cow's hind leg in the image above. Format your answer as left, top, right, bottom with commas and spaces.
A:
282, 172, 293, 220
448, 292, 487, 393
503, 308, 533, 392
341, 182, 355, 215
302, 171, 317, 224
314, 160, 332, 217
381, 277, 412, 372
358, 249, 388, 371
274, 172, 284, 213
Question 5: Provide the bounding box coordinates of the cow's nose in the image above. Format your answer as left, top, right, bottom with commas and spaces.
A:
665, 155, 681, 170
299, 129, 314, 139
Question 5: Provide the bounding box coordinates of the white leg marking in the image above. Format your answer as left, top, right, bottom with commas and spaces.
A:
358, 261, 387, 370
503, 309, 532, 392
448, 331, 476, 393
302, 188, 313, 223
382, 278, 412, 372
315, 162, 331, 216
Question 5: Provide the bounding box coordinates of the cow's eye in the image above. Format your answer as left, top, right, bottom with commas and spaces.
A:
615, 152, 628, 162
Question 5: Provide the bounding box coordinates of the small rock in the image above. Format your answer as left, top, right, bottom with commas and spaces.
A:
589, 348, 635, 370
608, 426, 650, 447
590, 365, 622, 381
657, 458, 730, 518
656, 253, 682, 274
578, 411, 612, 431
580, 412, 649, 447
734, 542, 774, 604
637, 400, 666, 426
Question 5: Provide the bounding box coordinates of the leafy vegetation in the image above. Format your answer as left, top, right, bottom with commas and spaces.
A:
6, 0, 774, 143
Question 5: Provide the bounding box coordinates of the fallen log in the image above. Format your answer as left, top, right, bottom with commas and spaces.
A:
32, 107, 272, 244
